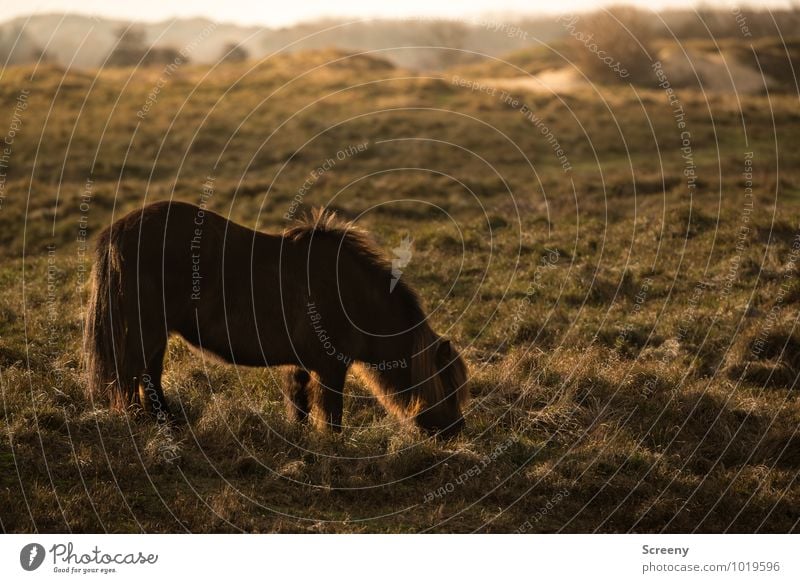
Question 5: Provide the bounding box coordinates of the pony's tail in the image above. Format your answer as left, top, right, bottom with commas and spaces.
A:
83, 227, 135, 410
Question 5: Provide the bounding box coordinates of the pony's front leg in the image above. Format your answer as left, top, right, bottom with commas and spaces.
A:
283, 367, 311, 423
310, 365, 348, 432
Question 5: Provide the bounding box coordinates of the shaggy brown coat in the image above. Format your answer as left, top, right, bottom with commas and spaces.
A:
84, 201, 468, 436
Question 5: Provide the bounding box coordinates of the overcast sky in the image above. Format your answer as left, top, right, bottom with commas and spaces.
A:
3, 0, 794, 27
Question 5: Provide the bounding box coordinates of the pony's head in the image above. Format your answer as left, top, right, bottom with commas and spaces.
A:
292, 208, 470, 437
410, 334, 469, 438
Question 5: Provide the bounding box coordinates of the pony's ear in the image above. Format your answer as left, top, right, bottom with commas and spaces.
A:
436, 338, 453, 366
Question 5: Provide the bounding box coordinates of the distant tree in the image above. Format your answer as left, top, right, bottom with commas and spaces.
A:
33, 47, 52, 64
106, 26, 147, 67
220, 42, 249, 63
568, 7, 655, 85
106, 26, 183, 67
143, 46, 183, 66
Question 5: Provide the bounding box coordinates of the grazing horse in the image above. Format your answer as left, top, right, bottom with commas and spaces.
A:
83, 201, 468, 437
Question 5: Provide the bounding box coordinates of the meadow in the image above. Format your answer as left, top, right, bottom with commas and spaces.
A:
0, 47, 799, 532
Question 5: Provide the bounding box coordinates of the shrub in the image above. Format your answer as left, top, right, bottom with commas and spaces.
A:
564, 7, 655, 85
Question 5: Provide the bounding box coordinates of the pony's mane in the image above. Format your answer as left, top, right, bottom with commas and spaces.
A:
283, 208, 423, 316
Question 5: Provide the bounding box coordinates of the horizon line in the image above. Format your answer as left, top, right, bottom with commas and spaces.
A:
0, 2, 794, 30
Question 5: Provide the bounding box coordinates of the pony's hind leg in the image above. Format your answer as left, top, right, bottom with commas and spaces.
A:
284, 367, 311, 423
140, 344, 173, 423
309, 365, 347, 432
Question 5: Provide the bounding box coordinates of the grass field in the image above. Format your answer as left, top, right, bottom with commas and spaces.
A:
1, 48, 799, 532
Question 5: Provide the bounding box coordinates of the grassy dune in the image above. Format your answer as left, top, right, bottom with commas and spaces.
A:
1, 49, 799, 532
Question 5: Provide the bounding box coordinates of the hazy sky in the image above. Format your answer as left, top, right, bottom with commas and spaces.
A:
5, 0, 794, 26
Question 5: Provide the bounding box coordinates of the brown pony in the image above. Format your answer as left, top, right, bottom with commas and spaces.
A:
84, 201, 468, 437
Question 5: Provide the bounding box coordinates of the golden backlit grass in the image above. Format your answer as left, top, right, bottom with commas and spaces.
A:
1, 49, 799, 532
